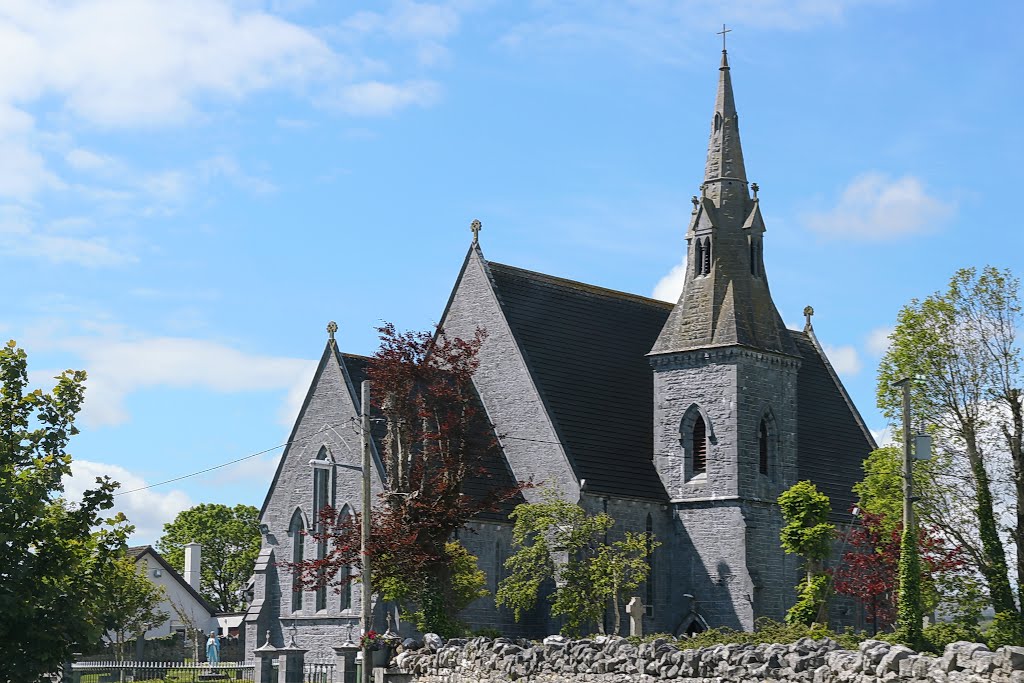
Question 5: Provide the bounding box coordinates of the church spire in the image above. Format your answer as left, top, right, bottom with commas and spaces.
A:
702, 44, 747, 207
650, 44, 796, 358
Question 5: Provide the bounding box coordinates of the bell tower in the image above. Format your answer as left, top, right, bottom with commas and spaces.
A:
650, 42, 801, 629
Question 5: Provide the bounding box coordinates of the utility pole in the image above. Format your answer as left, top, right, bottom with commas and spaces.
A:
894, 376, 922, 645
360, 380, 372, 683
900, 378, 913, 531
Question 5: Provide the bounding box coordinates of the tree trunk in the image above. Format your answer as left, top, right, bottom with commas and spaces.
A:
611, 580, 620, 635
965, 432, 1016, 614
1002, 391, 1024, 608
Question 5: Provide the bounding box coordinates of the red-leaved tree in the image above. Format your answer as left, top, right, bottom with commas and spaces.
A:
288, 324, 528, 635
834, 510, 966, 634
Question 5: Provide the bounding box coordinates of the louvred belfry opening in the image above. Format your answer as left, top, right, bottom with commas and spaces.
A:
759, 419, 769, 474
693, 415, 707, 473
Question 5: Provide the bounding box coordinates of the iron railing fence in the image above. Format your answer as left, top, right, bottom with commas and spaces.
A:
69, 660, 255, 682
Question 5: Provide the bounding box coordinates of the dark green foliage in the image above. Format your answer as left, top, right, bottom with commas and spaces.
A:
157, 503, 261, 612
895, 521, 923, 649
0, 341, 132, 682
987, 612, 1024, 649
920, 621, 982, 654
630, 618, 865, 651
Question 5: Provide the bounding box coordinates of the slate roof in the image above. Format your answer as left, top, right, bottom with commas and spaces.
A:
487, 262, 671, 500
790, 330, 875, 522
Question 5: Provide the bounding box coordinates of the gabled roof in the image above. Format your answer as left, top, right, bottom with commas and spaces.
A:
127, 545, 218, 616
258, 342, 386, 519
486, 262, 671, 500
789, 329, 877, 522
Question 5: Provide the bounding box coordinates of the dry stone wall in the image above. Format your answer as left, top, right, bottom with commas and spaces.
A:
394, 635, 1024, 683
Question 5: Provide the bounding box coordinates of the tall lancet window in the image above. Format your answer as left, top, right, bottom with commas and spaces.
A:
702, 238, 712, 275
312, 447, 331, 611
337, 505, 353, 611
289, 510, 305, 612
749, 239, 757, 276
694, 239, 704, 277
693, 415, 707, 474
759, 419, 769, 475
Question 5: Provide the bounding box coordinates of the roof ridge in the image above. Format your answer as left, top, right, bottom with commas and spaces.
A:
488, 261, 673, 309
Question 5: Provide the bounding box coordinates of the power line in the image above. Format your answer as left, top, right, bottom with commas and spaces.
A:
114, 423, 338, 497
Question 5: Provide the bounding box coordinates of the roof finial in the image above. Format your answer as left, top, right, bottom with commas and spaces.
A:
751, 182, 759, 199
803, 305, 815, 332
470, 219, 482, 244
717, 24, 731, 53
327, 321, 338, 342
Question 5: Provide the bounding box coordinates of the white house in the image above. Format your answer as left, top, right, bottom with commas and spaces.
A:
127, 543, 218, 639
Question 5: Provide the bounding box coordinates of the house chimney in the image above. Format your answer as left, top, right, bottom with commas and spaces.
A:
184, 542, 201, 591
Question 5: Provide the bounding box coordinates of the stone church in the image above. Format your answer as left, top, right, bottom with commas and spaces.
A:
245, 48, 875, 659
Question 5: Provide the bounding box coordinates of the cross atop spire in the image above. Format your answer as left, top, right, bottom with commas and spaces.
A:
717, 24, 731, 52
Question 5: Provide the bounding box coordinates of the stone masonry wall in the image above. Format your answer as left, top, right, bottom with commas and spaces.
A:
253, 352, 381, 660
395, 635, 1024, 683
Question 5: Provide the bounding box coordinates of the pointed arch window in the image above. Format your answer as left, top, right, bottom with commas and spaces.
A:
702, 238, 712, 276
694, 239, 704, 277
759, 419, 769, 475
693, 415, 707, 474
338, 505, 353, 611
312, 448, 332, 611
289, 510, 305, 612
757, 410, 777, 480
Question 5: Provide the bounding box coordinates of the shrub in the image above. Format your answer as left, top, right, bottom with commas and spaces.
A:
918, 621, 983, 654
626, 618, 864, 651
987, 612, 1024, 649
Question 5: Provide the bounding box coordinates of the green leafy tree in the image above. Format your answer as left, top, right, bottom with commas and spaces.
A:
101, 555, 168, 663
496, 493, 657, 636
878, 267, 1017, 615
854, 446, 982, 625
0, 340, 132, 682
373, 541, 489, 637
778, 481, 834, 625
157, 503, 261, 612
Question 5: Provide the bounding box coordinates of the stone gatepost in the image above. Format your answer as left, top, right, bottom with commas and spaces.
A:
254, 630, 278, 683
626, 597, 645, 638
333, 641, 359, 683
277, 637, 308, 683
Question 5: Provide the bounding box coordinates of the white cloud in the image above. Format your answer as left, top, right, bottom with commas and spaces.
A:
803, 173, 955, 240
0, 0, 335, 128
652, 260, 686, 302
65, 147, 118, 172
345, 2, 461, 41
64, 459, 192, 545
498, 0, 887, 63
822, 343, 862, 376
214, 452, 282, 487
66, 336, 317, 427
198, 155, 277, 195
0, 204, 134, 266
332, 80, 441, 116
866, 325, 894, 356
870, 425, 894, 447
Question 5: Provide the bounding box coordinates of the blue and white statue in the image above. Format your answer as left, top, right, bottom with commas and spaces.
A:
206, 631, 220, 664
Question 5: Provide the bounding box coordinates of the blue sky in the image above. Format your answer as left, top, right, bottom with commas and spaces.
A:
5, 0, 1021, 544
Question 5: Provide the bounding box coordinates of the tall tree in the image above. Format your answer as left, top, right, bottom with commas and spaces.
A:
101, 555, 167, 663
289, 324, 527, 636
778, 481, 835, 625
0, 340, 131, 682
967, 267, 1024, 604
878, 267, 1017, 615
157, 503, 262, 612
